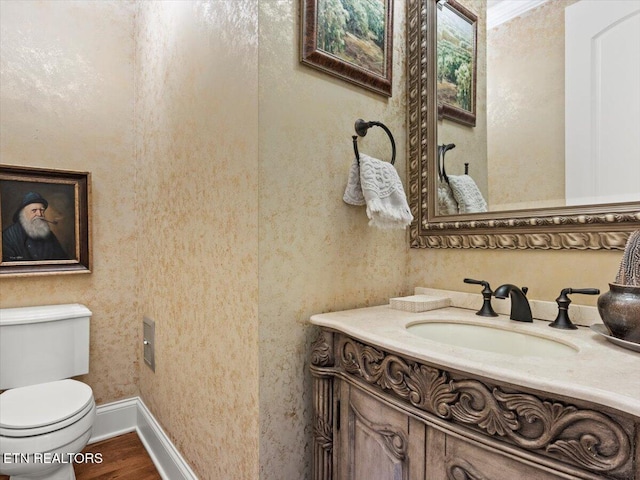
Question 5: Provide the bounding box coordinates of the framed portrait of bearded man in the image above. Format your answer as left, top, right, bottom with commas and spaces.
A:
0, 165, 91, 277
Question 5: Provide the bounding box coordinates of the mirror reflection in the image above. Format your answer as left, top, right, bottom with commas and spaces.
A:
435, 0, 640, 216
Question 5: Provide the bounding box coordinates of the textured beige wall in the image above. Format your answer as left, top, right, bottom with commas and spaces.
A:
0, 0, 139, 404
1, 1, 630, 480
408, 248, 623, 309
258, 1, 410, 478
135, 1, 260, 478
487, 1, 577, 210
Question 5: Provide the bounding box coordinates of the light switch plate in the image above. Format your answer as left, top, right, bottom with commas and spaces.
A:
143, 316, 155, 372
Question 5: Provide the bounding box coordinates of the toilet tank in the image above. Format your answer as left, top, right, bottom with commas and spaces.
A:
0, 304, 92, 390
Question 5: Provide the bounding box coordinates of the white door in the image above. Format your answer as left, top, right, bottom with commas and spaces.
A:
565, 0, 640, 205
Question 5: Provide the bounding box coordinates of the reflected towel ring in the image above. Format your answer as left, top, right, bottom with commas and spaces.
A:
438, 143, 456, 183
353, 119, 396, 165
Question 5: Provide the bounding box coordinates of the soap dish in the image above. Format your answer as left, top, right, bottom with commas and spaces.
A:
390, 294, 451, 313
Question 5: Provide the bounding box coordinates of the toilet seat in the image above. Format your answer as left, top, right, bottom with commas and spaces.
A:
0, 379, 94, 438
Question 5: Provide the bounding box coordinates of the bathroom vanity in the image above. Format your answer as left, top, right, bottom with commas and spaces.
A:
310, 298, 640, 480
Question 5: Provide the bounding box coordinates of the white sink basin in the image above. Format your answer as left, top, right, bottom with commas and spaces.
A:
406, 321, 578, 357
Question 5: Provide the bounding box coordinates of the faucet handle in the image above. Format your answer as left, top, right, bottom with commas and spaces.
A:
549, 288, 600, 330
463, 278, 498, 317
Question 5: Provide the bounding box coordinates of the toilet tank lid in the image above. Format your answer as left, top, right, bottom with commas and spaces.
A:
0, 304, 92, 326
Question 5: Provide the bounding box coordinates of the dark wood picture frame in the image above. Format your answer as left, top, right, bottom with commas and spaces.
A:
0, 164, 91, 277
300, 0, 394, 97
437, 0, 477, 126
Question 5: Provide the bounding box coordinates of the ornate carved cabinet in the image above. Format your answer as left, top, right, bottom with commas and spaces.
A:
311, 329, 639, 480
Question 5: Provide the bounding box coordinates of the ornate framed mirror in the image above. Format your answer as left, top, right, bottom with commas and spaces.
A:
407, 0, 639, 250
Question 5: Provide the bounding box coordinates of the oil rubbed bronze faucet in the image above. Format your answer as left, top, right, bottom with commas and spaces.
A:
463, 278, 498, 317
494, 284, 533, 322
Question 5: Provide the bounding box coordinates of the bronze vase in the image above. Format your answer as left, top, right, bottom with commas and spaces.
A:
597, 283, 640, 344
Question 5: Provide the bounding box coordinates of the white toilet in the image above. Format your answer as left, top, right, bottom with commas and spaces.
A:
0, 304, 96, 480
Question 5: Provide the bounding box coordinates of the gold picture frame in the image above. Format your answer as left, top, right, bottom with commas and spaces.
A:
0, 164, 91, 276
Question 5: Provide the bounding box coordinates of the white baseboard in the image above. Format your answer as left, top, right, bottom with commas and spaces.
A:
90, 397, 198, 480
90, 397, 138, 442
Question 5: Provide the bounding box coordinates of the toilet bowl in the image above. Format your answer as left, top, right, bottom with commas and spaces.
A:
0, 305, 95, 480
0, 380, 96, 480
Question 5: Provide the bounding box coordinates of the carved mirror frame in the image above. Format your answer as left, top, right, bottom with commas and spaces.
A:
406, 0, 639, 250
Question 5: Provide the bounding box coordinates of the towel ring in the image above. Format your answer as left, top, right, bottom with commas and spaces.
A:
353, 119, 396, 165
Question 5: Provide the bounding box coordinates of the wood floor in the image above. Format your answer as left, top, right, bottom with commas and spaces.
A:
0, 432, 162, 480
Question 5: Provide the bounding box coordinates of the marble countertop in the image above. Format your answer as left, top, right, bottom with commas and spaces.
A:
310, 300, 640, 418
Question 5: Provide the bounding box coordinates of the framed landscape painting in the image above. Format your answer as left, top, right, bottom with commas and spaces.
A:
437, 0, 477, 126
300, 0, 394, 97
0, 164, 91, 277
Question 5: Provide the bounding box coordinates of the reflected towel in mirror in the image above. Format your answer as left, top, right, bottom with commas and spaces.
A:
438, 182, 459, 215
343, 154, 413, 229
448, 174, 487, 213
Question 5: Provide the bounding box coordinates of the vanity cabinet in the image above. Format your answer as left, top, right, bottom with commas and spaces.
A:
311, 329, 639, 480
335, 380, 426, 480
436, 433, 569, 480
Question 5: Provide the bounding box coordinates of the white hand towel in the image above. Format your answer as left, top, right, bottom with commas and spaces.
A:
343, 158, 366, 206
447, 174, 488, 213
343, 153, 414, 229
438, 182, 459, 215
